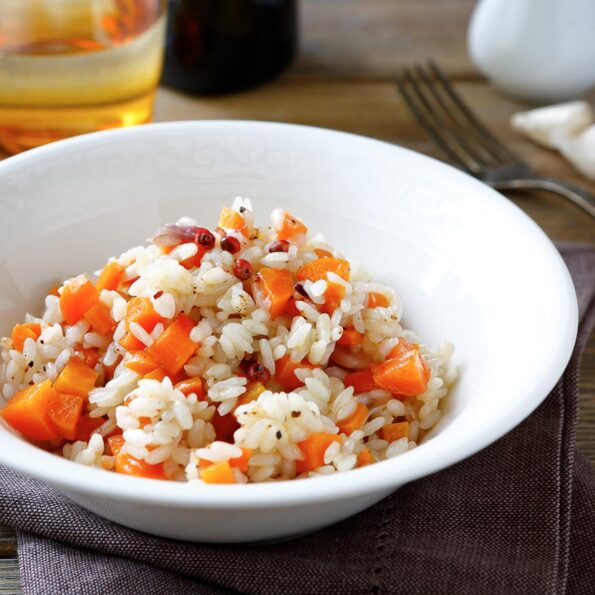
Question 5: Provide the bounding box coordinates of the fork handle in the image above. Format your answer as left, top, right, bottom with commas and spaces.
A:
491, 177, 595, 219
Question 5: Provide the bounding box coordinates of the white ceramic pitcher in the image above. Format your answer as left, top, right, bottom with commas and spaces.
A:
468, 0, 595, 103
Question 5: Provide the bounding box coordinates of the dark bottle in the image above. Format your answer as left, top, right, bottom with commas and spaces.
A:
162, 0, 297, 95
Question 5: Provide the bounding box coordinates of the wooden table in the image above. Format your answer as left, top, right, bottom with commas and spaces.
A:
1, 1, 593, 592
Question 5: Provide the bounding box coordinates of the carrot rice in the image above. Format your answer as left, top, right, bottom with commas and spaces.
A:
0, 198, 456, 483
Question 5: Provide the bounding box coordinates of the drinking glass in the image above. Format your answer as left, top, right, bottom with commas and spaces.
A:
0, 0, 167, 153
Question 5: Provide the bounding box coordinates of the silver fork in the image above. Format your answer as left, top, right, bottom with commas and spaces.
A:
395, 62, 595, 219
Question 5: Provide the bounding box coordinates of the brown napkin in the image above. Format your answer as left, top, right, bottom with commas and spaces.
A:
1, 244, 593, 595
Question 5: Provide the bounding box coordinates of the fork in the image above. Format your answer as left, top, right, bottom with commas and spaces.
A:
395, 62, 595, 219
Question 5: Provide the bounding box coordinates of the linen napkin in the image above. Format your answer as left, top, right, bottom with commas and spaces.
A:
1, 245, 593, 595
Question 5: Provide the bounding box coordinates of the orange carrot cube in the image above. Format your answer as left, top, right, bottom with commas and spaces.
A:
147, 314, 198, 376
59, 275, 99, 325
95, 261, 125, 293
380, 422, 410, 443
256, 267, 294, 319
337, 403, 369, 435
0, 380, 60, 441
357, 448, 375, 467
296, 433, 341, 474
54, 357, 98, 398
200, 460, 235, 484
47, 393, 84, 441
274, 355, 316, 392
11, 323, 41, 352
343, 370, 377, 394
83, 302, 115, 336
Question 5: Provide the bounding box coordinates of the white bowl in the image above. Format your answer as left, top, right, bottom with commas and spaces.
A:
0, 122, 577, 543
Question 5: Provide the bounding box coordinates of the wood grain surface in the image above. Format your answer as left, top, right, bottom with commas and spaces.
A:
1, 1, 593, 592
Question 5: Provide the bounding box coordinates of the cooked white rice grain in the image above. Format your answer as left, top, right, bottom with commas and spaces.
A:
363, 416, 386, 436
419, 409, 441, 430
386, 438, 409, 458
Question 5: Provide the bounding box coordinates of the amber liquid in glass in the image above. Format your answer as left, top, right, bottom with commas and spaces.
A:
0, 1, 166, 153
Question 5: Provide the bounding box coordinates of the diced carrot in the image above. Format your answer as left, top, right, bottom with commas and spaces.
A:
218, 207, 249, 238
0, 380, 60, 441
107, 434, 125, 457
54, 357, 98, 398
297, 257, 350, 314
387, 337, 418, 359
115, 452, 166, 480
297, 257, 350, 283
321, 282, 344, 315
236, 381, 266, 407
47, 393, 84, 441
95, 261, 125, 293
314, 248, 333, 259
357, 448, 375, 467
48, 286, 60, 297
200, 460, 236, 484
143, 368, 167, 382
337, 403, 369, 435
256, 268, 294, 319
75, 414, 106, 442
274, 355, 316, 392
372, 344, 430, 397
199, 460, 235, 483
199, 447, 253, 473
337, 327, 364, 347
284, 297, 301, 318
83, 302, 115, 336
367, 292, 390, 308
344, 370, 377, 394
276, 210, 308, 243
161, 244, 177, 255
230, 447, 252, 473
124, 351, 160, 376
147, 314, 198, 376
380, 422, 409, 442
75, 347, 101, 369
59, 275, 99, 325
296, 433, 341, 474
125, 297, 164, 334
174, 376, 205, 398
120, 292, 164, 352
211, 411, 239, 442
119, 331, 144, 352
11, 323, 41, 351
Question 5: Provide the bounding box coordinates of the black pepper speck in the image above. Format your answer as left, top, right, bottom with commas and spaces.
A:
276, 431, 282, 439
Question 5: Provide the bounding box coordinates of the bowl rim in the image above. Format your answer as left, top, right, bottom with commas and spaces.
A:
0, 120, 578, 507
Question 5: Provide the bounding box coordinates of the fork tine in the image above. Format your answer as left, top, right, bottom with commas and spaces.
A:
413, 64, 497, 167
395, 69, 471, 172
396, 67, 482, 174
427, 60, 521, 164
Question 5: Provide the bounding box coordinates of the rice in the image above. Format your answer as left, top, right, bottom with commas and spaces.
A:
0, 200, 456, 484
